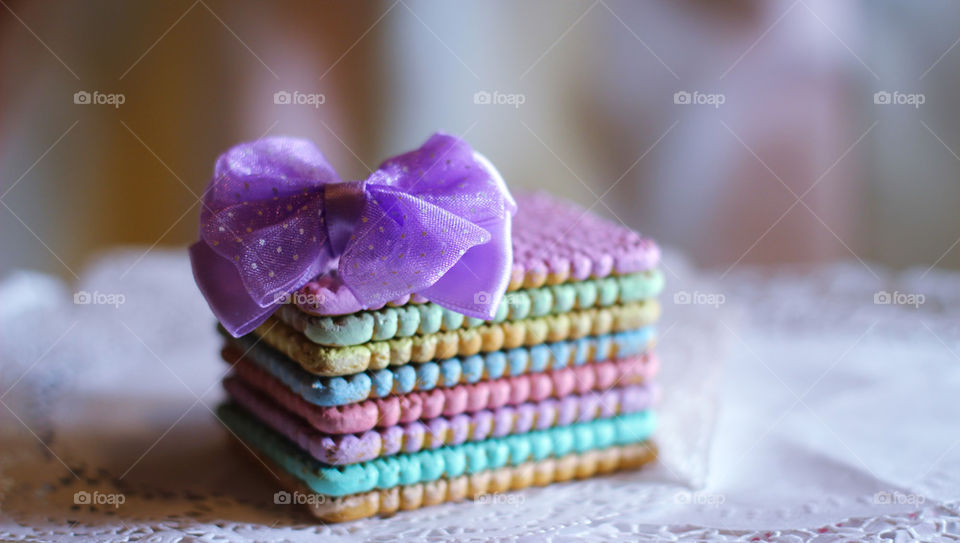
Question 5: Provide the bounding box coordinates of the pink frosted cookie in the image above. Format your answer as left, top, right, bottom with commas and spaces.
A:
228, 353, 659, 435
294, 192, 661, 316
508, 192, 661, 288
224, 375, 657, 465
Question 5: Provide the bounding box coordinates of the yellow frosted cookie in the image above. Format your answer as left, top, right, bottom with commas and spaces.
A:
253, 300, 660, 376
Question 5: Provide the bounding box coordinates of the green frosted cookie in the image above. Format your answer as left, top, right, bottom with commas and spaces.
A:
276, 270, 663, 346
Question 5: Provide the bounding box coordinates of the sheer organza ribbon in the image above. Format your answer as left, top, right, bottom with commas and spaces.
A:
189, 133, 516, 337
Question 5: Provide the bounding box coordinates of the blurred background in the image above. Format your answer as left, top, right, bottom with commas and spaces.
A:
2, 0, 959, 279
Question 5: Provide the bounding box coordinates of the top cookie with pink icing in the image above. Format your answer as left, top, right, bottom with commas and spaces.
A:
294, 192, 660, 316
508, 192, 659, 286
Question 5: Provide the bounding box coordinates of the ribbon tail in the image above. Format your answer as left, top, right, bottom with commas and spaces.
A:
189, 242, 277, 337
419, 215, 513, 320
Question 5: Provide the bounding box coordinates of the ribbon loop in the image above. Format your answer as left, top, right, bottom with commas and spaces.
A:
190, 133, 516, 337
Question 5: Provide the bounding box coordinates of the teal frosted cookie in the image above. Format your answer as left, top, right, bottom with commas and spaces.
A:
217, 402, 657, 497
277, 270, 663, 346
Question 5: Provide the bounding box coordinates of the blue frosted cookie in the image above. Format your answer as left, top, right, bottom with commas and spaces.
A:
223, 326, 656, 406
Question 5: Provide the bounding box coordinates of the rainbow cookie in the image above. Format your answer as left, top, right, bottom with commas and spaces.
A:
224, 374, 656, 465
290, 192, 661, 317
236, 437, 658, 522
218, 402, 657, 497
505, 192, 661, 287
228, 352, 659, 435
192, 134, 665, 521
252, 301, 661, 376
278, 270, 664, 347
222, 329, 657, 406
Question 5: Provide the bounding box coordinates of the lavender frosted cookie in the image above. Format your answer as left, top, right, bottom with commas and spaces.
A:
291, 192, 661, 317
223, 372, 657, 465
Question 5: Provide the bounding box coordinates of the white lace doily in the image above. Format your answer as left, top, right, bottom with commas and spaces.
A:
1, 250, 958, 542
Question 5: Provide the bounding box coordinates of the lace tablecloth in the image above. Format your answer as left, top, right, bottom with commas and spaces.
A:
0, 250, 958, 541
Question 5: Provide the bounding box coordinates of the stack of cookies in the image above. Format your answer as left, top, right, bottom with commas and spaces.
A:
216, 193, 663, 521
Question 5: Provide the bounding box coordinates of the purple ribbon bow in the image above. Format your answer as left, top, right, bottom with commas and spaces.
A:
189, 133, 517, 337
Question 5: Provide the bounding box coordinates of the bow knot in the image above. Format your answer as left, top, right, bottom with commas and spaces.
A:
190, 133, 516, 337
322, 179, 366, 256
